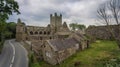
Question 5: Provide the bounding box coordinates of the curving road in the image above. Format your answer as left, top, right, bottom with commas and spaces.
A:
0, 39, 28, 67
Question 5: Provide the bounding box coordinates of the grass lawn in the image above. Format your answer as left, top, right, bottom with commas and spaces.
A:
32, 40, 120, 67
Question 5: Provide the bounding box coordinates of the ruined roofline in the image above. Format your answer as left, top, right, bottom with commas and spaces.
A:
88, 24, 120, 28
26, 23, 51, 28
27, 25, 47, 28
17, 18, 48, 27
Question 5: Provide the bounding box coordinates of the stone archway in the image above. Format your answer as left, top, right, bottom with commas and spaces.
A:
44, 31, 46, 35
30, 31, 33, 35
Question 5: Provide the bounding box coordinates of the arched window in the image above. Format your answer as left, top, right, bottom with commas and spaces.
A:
44, 31, 46, 35
40, 37, 42, 40
47, 31, 50, 35
30, 31, 33, 35
35, 31, 38, 35
39, 31, 42, 34
50, 37, 52, 39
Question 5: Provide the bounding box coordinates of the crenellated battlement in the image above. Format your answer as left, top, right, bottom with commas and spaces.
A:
50, 13, 62, 18
50, 13, 62, 32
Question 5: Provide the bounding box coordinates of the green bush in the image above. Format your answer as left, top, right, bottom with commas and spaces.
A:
29, 53, 34, 67
85, 34, 96, 43
28, 52, 41, 67
0, 41, 4, 53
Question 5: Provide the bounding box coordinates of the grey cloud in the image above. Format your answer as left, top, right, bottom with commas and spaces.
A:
8, 0, 110, 27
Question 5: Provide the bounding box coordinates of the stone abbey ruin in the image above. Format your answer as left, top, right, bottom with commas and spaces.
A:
16, 13, 89, 65
15, 12, 120, 65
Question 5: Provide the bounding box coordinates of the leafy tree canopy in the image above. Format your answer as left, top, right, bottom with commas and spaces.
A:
0, 0, 20, 42
0, 0, 20, 21
69, 23, 86, 31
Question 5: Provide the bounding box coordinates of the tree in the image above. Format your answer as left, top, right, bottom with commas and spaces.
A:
69, 23, 78, 31
0, 22, 6, 41
97, 0, 120, 48
77, 24, 86, 30
109, 0, 120, 48
109, 0, 120, 26
0, 0, 20, 21
69, 23, 86, 31
0, 0, 20, 42
4, 31, 12, 39
97, 5, 115, 39
6, 22, 16, 38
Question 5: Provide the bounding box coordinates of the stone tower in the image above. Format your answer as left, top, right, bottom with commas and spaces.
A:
50, 13, 62, 33
16, 18, 26, 41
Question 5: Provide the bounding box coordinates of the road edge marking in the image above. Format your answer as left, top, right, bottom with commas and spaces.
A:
9, 40, 15, 67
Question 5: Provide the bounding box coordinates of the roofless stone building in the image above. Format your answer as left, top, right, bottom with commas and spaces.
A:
16, 13, 89, 65
16, 13, 70, 42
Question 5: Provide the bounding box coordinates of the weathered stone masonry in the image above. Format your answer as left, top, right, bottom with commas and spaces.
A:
86, 25, 120, 40
16, 13, 89, 65
16, 13, 70, 42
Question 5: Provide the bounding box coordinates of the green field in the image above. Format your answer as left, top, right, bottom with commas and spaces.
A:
31, 40, 120, 67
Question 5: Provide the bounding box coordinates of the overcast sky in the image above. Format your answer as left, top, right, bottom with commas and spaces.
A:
8, 0, 109, 27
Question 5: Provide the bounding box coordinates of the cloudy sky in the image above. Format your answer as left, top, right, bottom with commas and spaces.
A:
8, 0, 109, 27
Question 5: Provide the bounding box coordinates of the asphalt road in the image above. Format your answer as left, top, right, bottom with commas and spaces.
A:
0, 39, 28, 67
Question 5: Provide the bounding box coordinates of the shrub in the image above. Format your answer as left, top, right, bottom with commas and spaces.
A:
0, 41, 4, 53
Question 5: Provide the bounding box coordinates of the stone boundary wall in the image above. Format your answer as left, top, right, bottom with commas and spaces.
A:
86, 25, 119, 40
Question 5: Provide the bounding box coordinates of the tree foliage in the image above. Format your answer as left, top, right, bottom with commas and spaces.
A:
77, 24, 86, 30
69, 23, 86, 31
69, 23, 78, 31
6, 22, 16, 38
0, 0, 20, 21
0, 22, 16, 41
0, 0, 20, 42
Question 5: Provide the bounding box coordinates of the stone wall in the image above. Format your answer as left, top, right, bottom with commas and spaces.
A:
50, 13, 62, 32
42, 42, 57, 65
16, 13, 89, 65
42, 40, 77, 65
86, 25, 120, 40
16, 13, 70, 42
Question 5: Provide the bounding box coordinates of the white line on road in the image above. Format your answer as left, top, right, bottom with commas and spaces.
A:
9, 40, 15, 67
